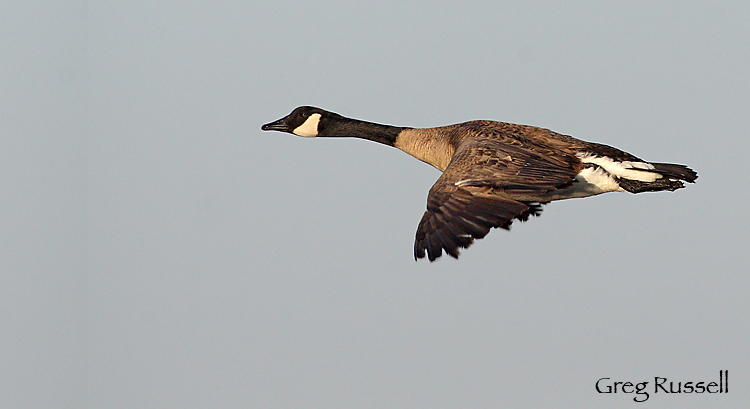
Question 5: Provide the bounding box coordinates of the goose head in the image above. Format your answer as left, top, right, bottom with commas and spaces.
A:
261, 106, 340, 138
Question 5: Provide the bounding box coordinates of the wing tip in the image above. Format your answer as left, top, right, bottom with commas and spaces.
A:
413, 199, 546, 262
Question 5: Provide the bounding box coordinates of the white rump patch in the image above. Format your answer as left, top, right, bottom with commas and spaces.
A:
620, 161, 655, 170
578, 153, 661, 182
292, 113, 321, 137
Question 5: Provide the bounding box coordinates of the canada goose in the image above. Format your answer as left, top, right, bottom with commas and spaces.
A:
262, 106, 697, 261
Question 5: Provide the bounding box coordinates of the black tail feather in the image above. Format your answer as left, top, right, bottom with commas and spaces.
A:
651, 163, 698, 183
618, 163, 697, 193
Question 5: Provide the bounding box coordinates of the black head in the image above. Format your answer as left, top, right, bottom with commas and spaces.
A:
261, 106, 336, 137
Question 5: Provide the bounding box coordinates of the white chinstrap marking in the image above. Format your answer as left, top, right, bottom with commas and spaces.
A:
292, 113, 321, 137
578, 153, 661, 182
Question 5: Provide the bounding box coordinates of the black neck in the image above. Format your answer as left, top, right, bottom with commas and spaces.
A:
319, 116, 408, 147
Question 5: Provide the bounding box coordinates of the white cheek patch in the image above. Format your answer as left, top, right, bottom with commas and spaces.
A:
292, 113, 321, 137
578, 154, 661, 182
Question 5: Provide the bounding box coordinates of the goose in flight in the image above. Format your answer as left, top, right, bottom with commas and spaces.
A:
262, 106, 697, 261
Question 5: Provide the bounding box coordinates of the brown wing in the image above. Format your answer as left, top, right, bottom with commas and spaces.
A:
414, 136, 581, 261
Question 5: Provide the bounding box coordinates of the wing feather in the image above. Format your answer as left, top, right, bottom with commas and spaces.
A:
414, 135, 581, 261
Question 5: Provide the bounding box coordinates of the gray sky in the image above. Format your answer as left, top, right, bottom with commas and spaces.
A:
2, 1, 749, 408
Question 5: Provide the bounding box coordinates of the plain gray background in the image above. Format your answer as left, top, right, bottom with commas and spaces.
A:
2, 1, 748, 408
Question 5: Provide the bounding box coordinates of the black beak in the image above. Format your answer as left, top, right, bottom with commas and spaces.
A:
261, 117, 289, 132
